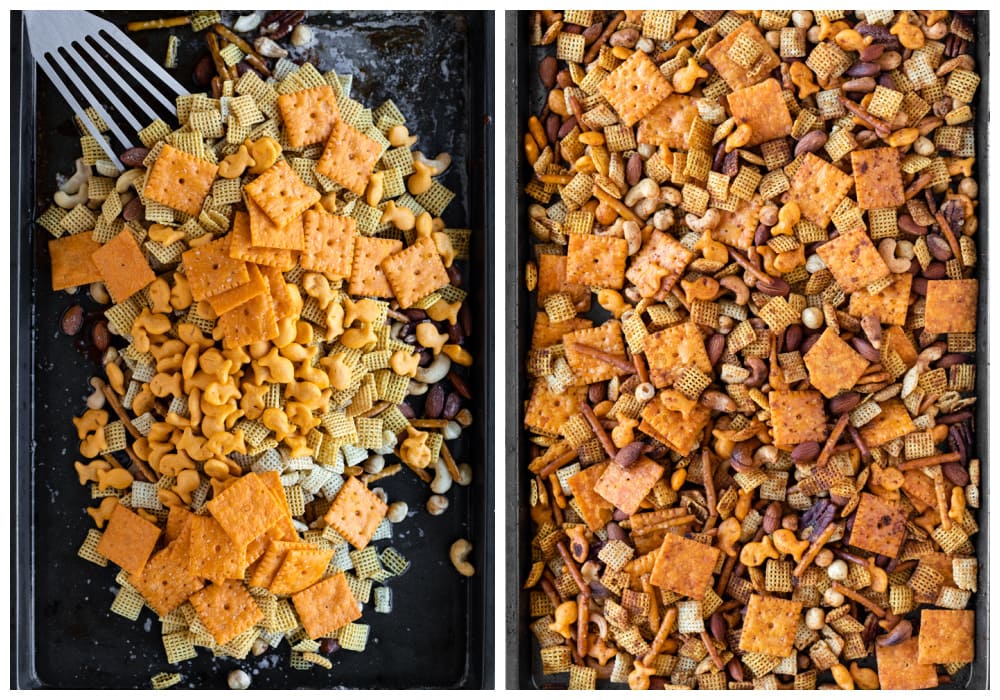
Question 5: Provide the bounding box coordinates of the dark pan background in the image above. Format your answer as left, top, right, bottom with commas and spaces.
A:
12, 10, 494, 690
504, 9, 988, 690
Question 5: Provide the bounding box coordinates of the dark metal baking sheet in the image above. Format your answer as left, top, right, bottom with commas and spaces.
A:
505, 9, 987, 690
13, 10, 494, 689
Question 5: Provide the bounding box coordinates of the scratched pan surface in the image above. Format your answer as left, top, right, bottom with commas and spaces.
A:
504, 10, 987, 690
12, 10, 494, 689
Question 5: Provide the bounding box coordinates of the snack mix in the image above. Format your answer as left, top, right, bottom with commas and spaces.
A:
521, 9, 980, 690
40, 11, 476, 683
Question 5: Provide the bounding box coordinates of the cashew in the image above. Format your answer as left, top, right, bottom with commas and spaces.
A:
877, 238, 913, 274
651, 208, 674, 231
427, 494, 449, 515
407, 379, 428, 396
414, 352, 451, 383
233, 12, 261, 32
431, 458, 453, 494
413, 151, 452, 176
624, 178, 658, 208
114, 168, 144, 194
633, 197, 661, 220
685, 209, 720, 233
54, 178, 89, 209
622, 220, 642, 255
456, 462, 473, 486
362, 454, 385, 474
718, 275, 750, 305
386, 501, 409, 523
60, 157, 91, 194
448, 539, 474, 577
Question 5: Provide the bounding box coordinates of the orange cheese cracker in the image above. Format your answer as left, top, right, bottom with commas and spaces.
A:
859, 399, 915, 447
181, 235, 250, 301
248, 539, 314, 589
636, 94, 699, 150
259, 265, 298, 320
531, 312, 592, 349
877, 637, 939, 690
381, 236, 450, 309
524, 383, 588, 437
918, 609, 974, 665
713, 196, 762, 249
48, 231, 103, 291
739, 594, 803, 657
316, 120, 381, 195
769, 390, 828, 447
188, 514, 247, 584
215, 290, 279, 348
565, 233, 628, 289
188, 579, 264, 646
537, 253, 590, 311
640, 398, 710, 456
90, 230, 156, 303
599, 50, 673, 127
567, 463, 614, 532
301, 209, 357, 280
348, 235, 403, 298
625, 230, 692, 301
323, 476, 388, 550
206, 261, 267, 315
594, 456, 664, 516
164, 505, 193, 544
643, 322, 712, 389
292, 572, 362, 639
206, 472, 285, 548
705, 20, 780, 90
562, 320, 627, 385
268, 548, 334, 596
924, 279, 978, 334
803, 327, 870, 398
96, 504, 161, 575
243, 159, 320, 229
131, 523, 204, 617
650, 532, 720, 599
246, 196, 305, 250
726, 78, 792, 147
788, 153, 854, 228
849, 493, 908, 559
227, 210, 296, 271
849, 273, 912, 327
852, 147, 905, 210
816, 227, 891, 294
142, 143, 218, 217
276, 84, 341, 150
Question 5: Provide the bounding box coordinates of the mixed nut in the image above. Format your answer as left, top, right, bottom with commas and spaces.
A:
522, 9, 980, 691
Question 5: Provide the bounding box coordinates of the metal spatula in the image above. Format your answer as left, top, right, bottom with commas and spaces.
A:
24, 10, 187, 168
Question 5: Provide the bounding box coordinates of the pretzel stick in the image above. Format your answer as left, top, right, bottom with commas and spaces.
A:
702, 450, 717, 531
581, 401, 617, 459
898, 452, 961, 471
904, 172, 935, 200
582, 11, 625, 64
793, 522, 838, 578
832, 582, 887, 617
632, 352, 650, 384
568, 342, 636, 374
701, 630, 726, 671
557, 541, 588, 594
127, 16, 190, 31
642, 605, 678, 666
816, 412, 850, 468
576, 592, 590, 660
205, 32, 230, 83
934, 210, 964, 261
95, 377, 143, 440
440, 441, 462, 481
933, 471, 953, 530
538, 447, 579, 478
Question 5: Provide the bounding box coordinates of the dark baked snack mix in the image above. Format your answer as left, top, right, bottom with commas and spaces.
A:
522, 9, 980, 690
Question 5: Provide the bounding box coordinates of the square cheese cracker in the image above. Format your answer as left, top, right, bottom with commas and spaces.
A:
788, 153, 854, 228
852, 147, 905, 210
816, 227, 891, 294
650, 532, 720, 599
594, 456, 664, 516
849, 493, 908, 558
924, 279, 978, 334
599, 50, 673, 127
739, 594, 803, 657
142, 143, 218, 217
562, 321, 627, 385
726, 78, 793, 147
48, 231, 103, 291
918, 609, 974, 665
877, 637, 939, 690
803, 327, 869, 398
769, 390, 828, 447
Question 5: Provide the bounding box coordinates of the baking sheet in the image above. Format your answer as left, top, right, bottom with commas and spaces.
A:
504, 9, 988, 690
13, 10, 494, 689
